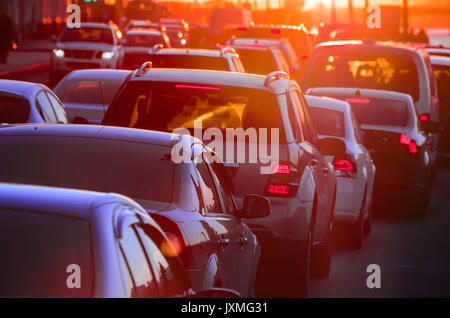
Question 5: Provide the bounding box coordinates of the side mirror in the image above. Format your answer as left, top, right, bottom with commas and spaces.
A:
240, 194, 271, 219
318, 137, 347, 157
51, 35, 57, 43
192, 288, 240, 298
72, 116, 89, 125
422, 120, 443, 134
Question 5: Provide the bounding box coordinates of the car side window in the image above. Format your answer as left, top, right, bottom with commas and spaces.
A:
46, 91, 68, 123
119, 225, 158, 297
206, 159, 237, 215
297, 92, 319, 146
286, 90, 303, 143
136, 225, 188, 297
36, 91, 57, 123
194, 155, 222, 214
290, 90, 314, 143
350, 111, 363, 143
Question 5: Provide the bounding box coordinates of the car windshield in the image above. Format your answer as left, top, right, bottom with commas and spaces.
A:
125, 34, 164, 47
148, 55, 230, 71
234, 48, 277, 75
322, 95, 409, 127
104, 81, 287, 143
59, 27, 114, 44
310, 107, 346, 137
0, 93, 31, 123
0, 138, 174, 203
0, 209, 93, 297
310, 54, 420, 101
55, 79, 124, 105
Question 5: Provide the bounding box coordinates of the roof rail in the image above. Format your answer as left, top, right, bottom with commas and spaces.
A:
135, 61, 152, 77
264, 71, 290, 87
220, 47, 236, 56
150, 43, 164, 53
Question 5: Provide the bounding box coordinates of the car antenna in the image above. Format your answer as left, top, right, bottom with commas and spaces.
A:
98, 80, 106, 117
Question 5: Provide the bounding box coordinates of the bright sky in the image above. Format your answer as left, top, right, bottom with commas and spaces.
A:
303, 0, 433, 10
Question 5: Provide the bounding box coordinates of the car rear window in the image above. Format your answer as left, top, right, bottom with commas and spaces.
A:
0, 93, 31, 123
55, 79, 124, 106
103, 81, 287, 143
125, 34, 165, 47
59, 27, 114, 44
0, 209, 93, 297
309, 107, 346, 137
310, 54, 420, 101
338, 97, 409, 127
0, 138, 174, 203
234, 48, 277, 75
148, 55, 230, 71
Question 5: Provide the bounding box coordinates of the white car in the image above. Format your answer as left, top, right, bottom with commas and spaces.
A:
53, 69, 131, 124
145, 47, 245, 72
50, 22, 124, 85
0, 79, 68, 124
306, 95, 376, 248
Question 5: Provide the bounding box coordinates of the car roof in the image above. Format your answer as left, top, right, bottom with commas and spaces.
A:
231, 38, 287, 46
77, 22, 113, 29
151, 48, 230, 57
315, 40, 423, 55
62, 69, 131, 81
129, 68, 291, 92
431, 56, 450, 67
0, 182, 130, 220
307, 87, 414, 103
126, 29, 162, 36
0, 124, 180, 147
305, 94, 349, 113
0, 79, 46, 97
230, 44, 273, 52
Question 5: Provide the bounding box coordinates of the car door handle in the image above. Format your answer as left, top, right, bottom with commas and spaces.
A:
310, 159, 319, 167
218, 238, 230, 246
239, 237, 249, 246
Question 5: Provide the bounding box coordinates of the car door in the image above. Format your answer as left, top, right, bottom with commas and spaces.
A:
192, 152, 239, 292
205, 153, 258, 297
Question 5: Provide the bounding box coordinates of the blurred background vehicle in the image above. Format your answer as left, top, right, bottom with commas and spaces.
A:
53, 69, 131, 124
0, 79, 68, 124
308, 88, 439, 218
306, 95, 375, 249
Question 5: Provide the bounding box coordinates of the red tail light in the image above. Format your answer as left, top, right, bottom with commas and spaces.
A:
264, 162, 299, 197
301, 55, 308, 60
399, 133, 418, 154
419, 114, 429, 122
289, 67, 296, 74
237, 26, 247, 31
345, 98, 370, 104
333, 159, 355, 172
271, 29, 281, 34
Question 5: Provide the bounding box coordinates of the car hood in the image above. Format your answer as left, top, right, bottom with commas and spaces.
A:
56, 41, 116, 51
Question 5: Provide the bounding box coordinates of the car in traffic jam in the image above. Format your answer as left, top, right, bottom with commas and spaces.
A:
0, 1, 449, 301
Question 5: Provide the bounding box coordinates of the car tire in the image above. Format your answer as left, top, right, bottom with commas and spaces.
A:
296, 230, 311, 297
348, 211, 363, 250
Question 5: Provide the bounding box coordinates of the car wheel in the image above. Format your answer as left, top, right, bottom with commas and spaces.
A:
296, 230, 311, 297
348, 211, 363, 249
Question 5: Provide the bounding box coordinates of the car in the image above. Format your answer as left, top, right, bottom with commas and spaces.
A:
145, 47, 245, 72
430, 56, 450, 152
227, 38, 301, 78
160, 19, 189, 48
426, 47, 450, 58
228, 44, 290, 75
102, 67, 337, 297
119, 29, 171, 69
218, 24, 312, 69
124, 19, 153, 34
0, 79, 68, 124
306, 95, 376, 248
0, 124, 267, 297
301, 40, 441, 174
50, 22, 124, 85
53, 69, 131, 124
0, 182, 240, 298
307, 87, 439, 217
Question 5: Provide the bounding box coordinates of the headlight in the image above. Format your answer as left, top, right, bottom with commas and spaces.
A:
53, 49, 64, 58
180, 38, 187, 45
101, 51, 115, 60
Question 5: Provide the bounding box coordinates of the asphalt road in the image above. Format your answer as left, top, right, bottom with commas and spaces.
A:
7, 67, 450, 298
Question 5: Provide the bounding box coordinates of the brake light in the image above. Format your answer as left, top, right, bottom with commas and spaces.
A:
345, 98, 370, 104
332, 159, 355, 172
399, 133, 418, 154
271, 29, 281, 34
301, 55, 308, 60
237, 26, 247, 31
273, 164, 290, 174
419, 114, 429, 122
266, 184, 290, 195
175, 84, 221, 91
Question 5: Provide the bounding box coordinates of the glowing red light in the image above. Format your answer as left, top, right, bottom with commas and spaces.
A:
289, 68, 296, 74
419, 114, 429, 122
237, 27, 247, 31
345, 98, 370, 104
271, 29, 281, 34
175, 84, 221, 91
400, 133, 418, 154
273, 164, 290, 174
301, 55, 308, 59
333, 159, 355, 172
266, 184, 290, 195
